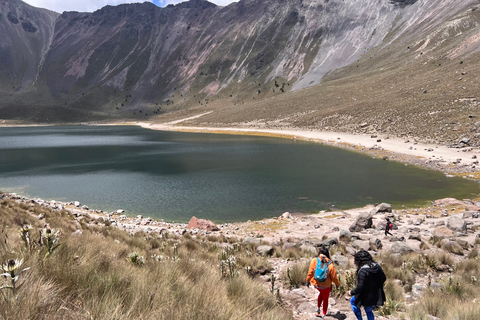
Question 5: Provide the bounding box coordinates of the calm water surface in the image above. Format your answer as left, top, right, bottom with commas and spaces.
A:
0, 126, 479, 222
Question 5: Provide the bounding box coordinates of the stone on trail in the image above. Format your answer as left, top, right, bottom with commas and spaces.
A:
256, 245, 275, 256
243, 236, 261, 245
369, 238, 383, 251
433, 226, 455, 239
331, 254, 349, 268
186, 216, 220, 231
281, 212, 292, 219
408, 232, 422, 241
339, 229, 352, 241
349, 212, 373, 232
463, 211, 479, 219
433, 198, 465, 206
375, 203, 392, 213
322, 237, 339, 247
296, 302, 315, 315
352, 240, 369, 251
390, 242, 414, 255
300, 244, 317, 255
447, 216, 467, 233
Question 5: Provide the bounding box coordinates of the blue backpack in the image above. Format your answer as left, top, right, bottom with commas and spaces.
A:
314, 258, 331, 282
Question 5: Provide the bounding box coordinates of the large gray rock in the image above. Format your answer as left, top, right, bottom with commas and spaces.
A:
352, 240, 370, 251
296, 302, 315, 314
349, 212, 373, 232
331, 254, 349, 268
369, 238, 383, 251
339, 229, 352, 242
463, 211, 479, 219
323, 237, 339, 247
243, 237, 261, 245
282, 242, 297, 250
432, 226, 454, 240
447, 216, 467, 233
408, 232, 422, 241
375, 203, 392, 213
390, 242, 414, 255
300, 244, 317, 255
440, 240, 464, 255
256, 245, 275, 256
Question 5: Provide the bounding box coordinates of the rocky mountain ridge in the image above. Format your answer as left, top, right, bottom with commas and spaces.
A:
1, 0, 479, 126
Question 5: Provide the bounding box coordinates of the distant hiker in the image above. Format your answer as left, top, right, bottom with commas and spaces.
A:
306, 246, 340, 318
348, 250, 386, 320
385, 218, 393, 236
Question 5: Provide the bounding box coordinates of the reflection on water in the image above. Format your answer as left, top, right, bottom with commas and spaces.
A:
0, 125, 479, 222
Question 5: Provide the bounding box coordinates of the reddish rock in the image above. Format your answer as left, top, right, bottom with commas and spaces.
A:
465, 205, 480, 211
187, 216, 219, 231
433, 198, 464, 206
432, 226, 454, 239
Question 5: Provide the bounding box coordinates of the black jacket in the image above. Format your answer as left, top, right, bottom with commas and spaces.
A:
350, 263, 386, 308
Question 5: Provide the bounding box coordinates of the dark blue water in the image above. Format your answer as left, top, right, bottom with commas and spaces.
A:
0, 125, 478, 222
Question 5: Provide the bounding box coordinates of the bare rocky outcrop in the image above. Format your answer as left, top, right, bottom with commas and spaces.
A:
187, 216, 219, 232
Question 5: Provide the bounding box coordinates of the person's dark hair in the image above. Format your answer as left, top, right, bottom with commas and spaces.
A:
353, 249, 375, 271
318, 246, 331, 260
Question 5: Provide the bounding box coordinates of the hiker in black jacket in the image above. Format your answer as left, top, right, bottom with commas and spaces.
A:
347, 250, 386, 320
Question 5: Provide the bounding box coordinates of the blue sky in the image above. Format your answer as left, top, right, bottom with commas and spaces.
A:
23, 0, 237, 13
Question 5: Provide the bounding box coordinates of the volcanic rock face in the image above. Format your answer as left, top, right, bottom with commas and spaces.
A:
0, 0, 478, 121
0, 0, 58, 91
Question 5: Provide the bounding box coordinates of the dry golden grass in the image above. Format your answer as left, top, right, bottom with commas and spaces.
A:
0, 196, 292, 320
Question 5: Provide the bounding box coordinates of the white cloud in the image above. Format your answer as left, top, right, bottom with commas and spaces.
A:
22, 0, 238, 13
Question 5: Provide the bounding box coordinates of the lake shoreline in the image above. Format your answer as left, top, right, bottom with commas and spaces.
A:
131, 120, 480, 180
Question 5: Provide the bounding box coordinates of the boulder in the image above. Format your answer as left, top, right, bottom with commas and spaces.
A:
349, 212, 373, 232
352, 240, 370, 251
447, 216, 467, 233
296, 302, 315, 314
463, 211, 479, 219
331, 254, 349, 268
408, 232, 422, 241
390, 242, 414, 255
282, 242, 297, 250
300, 244, 317, 255
433, 226, 454, 239
369, 238, 383, 251
256, 245, 275, 256
187, 216, 219, 231
243, 237, 261, 245
389, 236, 405, 242
375, 203, 392, 213
339, 229, 352, 242
280, 212, 292, 219
433, 198, 465, 206
441, 240, 464, 255
323, 237, 339, 247
413, 218, 424, 225
456, 239, 469, 250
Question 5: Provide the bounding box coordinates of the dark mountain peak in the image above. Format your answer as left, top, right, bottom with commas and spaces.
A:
389, 0, 418, 6
93, 2, 158, 15
173, 0, 217, 9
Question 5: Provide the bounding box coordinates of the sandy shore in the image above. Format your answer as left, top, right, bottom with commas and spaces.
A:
135, 116, 480, 176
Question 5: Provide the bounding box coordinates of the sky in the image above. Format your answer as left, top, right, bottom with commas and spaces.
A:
22, 0, 238, 13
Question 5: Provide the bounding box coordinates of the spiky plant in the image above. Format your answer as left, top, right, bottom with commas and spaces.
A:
0, 259, 30, 299
126, 252, 144, 266
40, 228, 61, 259
19, 225, 34, 251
